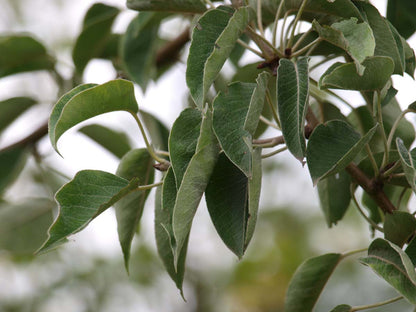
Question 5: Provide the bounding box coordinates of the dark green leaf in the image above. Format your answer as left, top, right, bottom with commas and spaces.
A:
384, 211, 416, 247
72, 3, 119, 73
396, 138, 416, 193
406, 236, 416, 266
284, 253, 341, 312
121, 13, 163, 91
213, 72, 269, 176
49, 79, 138, 154
360, 238, 416, 304
277, 57, 309, 160
317, 171, 351, 227
186, 6, 253, 108
0, 97, 37, 132
79, 124, 132, 159
38, 170, 140, 253
319, 57, 394, 91
387, 0, 416, 39
115, 149, 154, 270
0, 35, 55, 78
127, 0, 206, 13
329, 305, 352, 312
403, 38, 415, 77
381, 86, 398, 107
307, 120, 378, 185
0, 147, 28, 196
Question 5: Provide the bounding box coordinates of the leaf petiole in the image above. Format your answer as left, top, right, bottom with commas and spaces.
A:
350, 296, 403, 311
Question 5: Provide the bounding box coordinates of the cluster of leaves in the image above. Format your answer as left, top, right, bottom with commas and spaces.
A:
1, 0, 416, 310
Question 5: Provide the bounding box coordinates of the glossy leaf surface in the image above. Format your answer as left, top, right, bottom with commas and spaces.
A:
277, 57, 309, 160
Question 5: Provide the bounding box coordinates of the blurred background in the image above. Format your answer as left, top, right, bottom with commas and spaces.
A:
0, 0, 416, 311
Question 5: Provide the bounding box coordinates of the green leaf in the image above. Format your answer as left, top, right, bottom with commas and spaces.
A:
406, 236, 416, 266
229, 33, 250, 67
403, 38, 415, 77
0, 199, 54, 256
284, 253, 341, 312
360, 238, 416, 304
357, 2, 406, 75
396, 138, 416, 193
115, 149, 154, 270
38, 170, 140, 253
79, 124, 132, 159
277, 57, 309, 161
205, 149, 262, 258
49, 79, 138, 154
317, 171, 351, 227
121, 13, 163, 91
387, 0, 416, 39
0, 35, 55, 78
72, 3, 119, 73
139, 110, 170, 152
186, 6, 253, 108
0, 97, 37, 132
329, 305, 352, 312
172, 109, 219, 264
312, 18, 375, 75
155, 169, 188, 295
381, 86, 398, 107
0, 147, 28, 196
307, 121, 378, 185
127, 0, 207, 13
319, 57, 394, 91
384, 211, 416, 248
213, 72, 269, 176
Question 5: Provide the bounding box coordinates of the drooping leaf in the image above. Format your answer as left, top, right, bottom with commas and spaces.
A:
172, 109, 219, 264
205, 148, 261, 258
0, 147, 28, 196
396, 138, 416, 193
0, 198, 54, 256
360, 238, 416, 304
384, 211, 416, 248
155, 169, 188, 295
72, 3, 120, 73
121, 12, 163, 91
115, 149, 154, 270
319, 57, 394, 91
317, 171, 351, 227
49, 79, 138, 154
0, 97, 37, 132
139, 110, 170, 152
307, 120, 378, 185
312, 18, 375, 75
277, 57, 309, 161
284, 253, 341, 312
38, 170, 140, 253
213, 72, 269, 176
127, 0, 207, 13
0, 35, 55, 78
79, 124, 132, 159
186, 6, 253, 108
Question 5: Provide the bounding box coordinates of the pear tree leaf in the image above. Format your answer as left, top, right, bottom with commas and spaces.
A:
127, 0, 207, 13
0, 147, 28, 196
360, 238, 416, 304
387, 0, 416, 39
186, 6, 253, 108
403, 38, 415, 77
213, 72, 269, 176
172, 109, 219, 264
319, 57, 395, 91
49, 79, 138, 154
115, 149, 154, 271
0, 35, 55, 78
312, 18, 375, 75
79, 124, 132, 159
139, 110, 170, 152
329, 305, 352, 312
38, 170, 140, 253
277, 57, 309, 161
307, 120, 378, 185
72, 3, 120, 74
0, 97, 37, 132
396, 138, 416, 193
284, 253, 342, 312
384, 211, 416, 248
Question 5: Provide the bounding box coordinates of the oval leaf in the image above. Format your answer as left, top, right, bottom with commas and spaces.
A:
277, 57, 309, 160
384, 211, 416, 248
284, 253, 341, 312
127, 0, 207, 13
115, 149, 154, 271
38, 170, 140, 253
213, 72, 269, 176
49, 79, 139, 154
186, 6, 253, 108
319, 57, 395, 91
0, 97, 37, 132
307, 120, 378, 185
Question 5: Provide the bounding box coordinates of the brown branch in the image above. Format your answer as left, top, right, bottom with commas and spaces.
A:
156, 27, 190, 68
